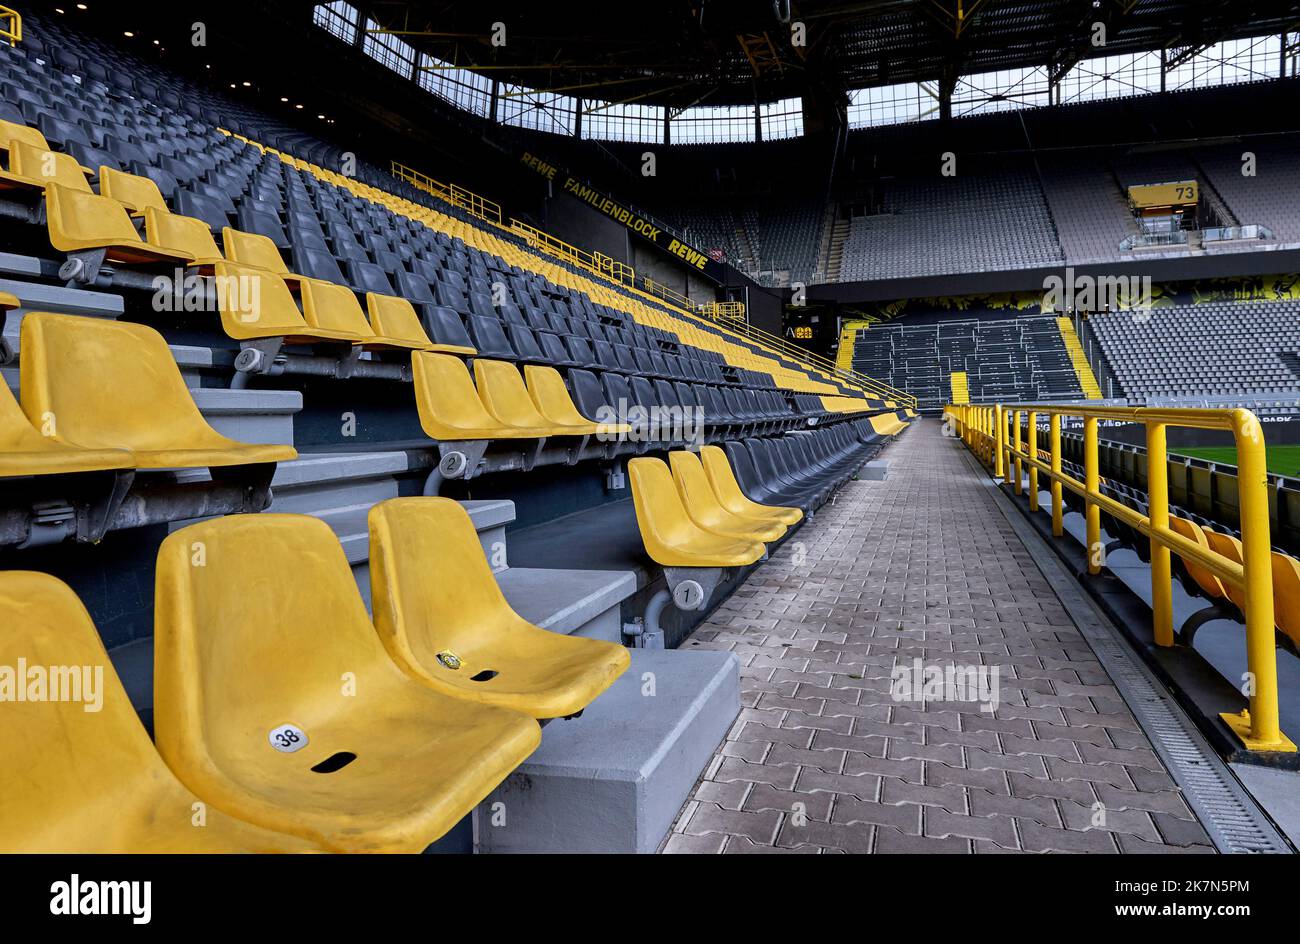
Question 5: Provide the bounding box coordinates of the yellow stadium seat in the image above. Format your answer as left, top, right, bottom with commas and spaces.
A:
1169, 516, 1228, 601
523, 364, 630, 435
0, 118, 49, 155
365, 292, 475, 355
44, 183, 192, 265
628, 457, 766, 567
668, 450, 786, 542
220, 227, 303, 286
0, 140, 91, 193
0, 571, 321, 853
143, 206, 224, 267
1202, 528, 1246, 611
368, 497, 630, 718
412, 351, 548, 441
297, 278, 426, 350
1271, 553, 1300, 649
0, 378, 134, 477
473, 358, 595, 436
210, 261, 362, 344
98, 166, 168, 217
869, 413, 906, 436
153, 514, 541, 853
699, 444, 801, 526
19, 313, 296, 469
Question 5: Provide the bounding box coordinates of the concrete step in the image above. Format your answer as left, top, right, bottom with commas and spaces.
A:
475, 648, 740, 854
499, 567, 636, 642
192, 386, 302, 447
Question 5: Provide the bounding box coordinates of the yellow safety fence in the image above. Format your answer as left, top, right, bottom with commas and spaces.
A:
0, 5, 20, 46
944, 402, 1295, 754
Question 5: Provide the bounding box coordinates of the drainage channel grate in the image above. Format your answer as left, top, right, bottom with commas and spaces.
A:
973, 452, 1292, 854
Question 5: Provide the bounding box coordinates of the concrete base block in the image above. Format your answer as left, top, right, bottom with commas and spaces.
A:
861, 460, 889, 480
499, 567, 636, 642
475, 648, 741, 854
193, 387, 302, 447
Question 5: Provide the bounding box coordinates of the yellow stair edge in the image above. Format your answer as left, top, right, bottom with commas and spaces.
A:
1056, 317, 1103, 399
950, 370, 970, 405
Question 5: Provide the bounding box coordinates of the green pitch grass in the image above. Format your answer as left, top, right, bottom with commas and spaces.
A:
1173, 445, 1300, 477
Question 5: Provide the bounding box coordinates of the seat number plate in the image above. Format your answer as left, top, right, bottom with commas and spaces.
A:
268, 723, 309, 753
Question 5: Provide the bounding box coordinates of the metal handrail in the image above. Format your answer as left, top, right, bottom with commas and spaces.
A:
944, 402, 1294, 754
0, 5, 19, 47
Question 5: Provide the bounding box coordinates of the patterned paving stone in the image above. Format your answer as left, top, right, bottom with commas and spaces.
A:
659, 422, 1214, 854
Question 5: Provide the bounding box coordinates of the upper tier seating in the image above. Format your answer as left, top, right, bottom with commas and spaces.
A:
1086, 301, 1300, 401
852, 315, 1083, 409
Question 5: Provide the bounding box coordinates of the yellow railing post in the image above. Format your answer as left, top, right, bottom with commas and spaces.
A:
1223, 410, 1289, 750
993, 404, 1005, 478
1049, 413, 1063, 537
1012, 410, 1023, 495
1084, 416, 1101, 574
1027, 410, 1040, 512
1146, 421, 1174, 647
999, 409, 1009, 484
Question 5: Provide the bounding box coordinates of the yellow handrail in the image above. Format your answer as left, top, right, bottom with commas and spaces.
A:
391, 161, 503, 226
944, 402, 1294, 754
0, 5, 20, 46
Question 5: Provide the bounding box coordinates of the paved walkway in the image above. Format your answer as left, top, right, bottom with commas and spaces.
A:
663, 421, 1216, 854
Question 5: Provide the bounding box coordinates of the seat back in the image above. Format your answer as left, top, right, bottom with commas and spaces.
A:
8, 139, 90, 191
0, 571, 165, 851
702, 444, 759, 508
668, 449, 727, 527
1201, 528, 1246, 610
411, 351, 502, 437
0, 117, 49, 152
99, 166, 167, 215
154, 515, 399, 781
145, 205, 221, 259
628, 457, 715, 552
211, 260, 314, 339
473, 359, 553, 429
1169, 516, 1227, 600
298, 278, 373, 338
1271, 552, 1300, 648
524, 364, 593, 426
368, 497, 514, 672
366, 293, 433, 348
221, 226, 290, 275
19, 313, 226, 453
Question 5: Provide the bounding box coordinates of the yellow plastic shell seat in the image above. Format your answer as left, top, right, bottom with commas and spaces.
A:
368, 497, 630, 718
0, 571, 321, 853
210, 261, 361, 344
98, 166, 169, 217
0, 118, 49, 155
1169, 516, 1228, 601
473, 358, 593, 436
870, 413, 906, 436
524, 364, 630, 435
628, 457, 766, 567
669, 450, 786, 542
297, 278, 422, 349
0, 380, 134, 477
143, 206, 225, 267
412, 351, 548, 441
366, 292, 475, 354
46, 184, 193, 264
1271, 553, 1300, 649
220, 227, 303, 285
153, 514, 542, 853
700, 444, 802, 525
19, 313, 297, 469
1202, 528, 1247, 611
0, 139, 91, 192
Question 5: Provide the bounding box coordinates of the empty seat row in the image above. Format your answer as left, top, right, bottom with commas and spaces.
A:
1, 498, 630, 853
